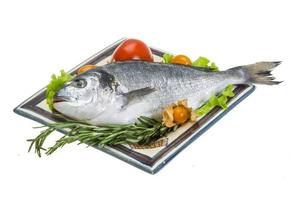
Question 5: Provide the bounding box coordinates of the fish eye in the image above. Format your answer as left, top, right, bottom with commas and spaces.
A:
72, 79, 87, 88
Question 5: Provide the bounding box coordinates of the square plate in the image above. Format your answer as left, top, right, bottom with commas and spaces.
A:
14, 38, 255, 174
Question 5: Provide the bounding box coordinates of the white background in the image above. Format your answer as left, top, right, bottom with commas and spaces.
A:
1, 0, 299, 199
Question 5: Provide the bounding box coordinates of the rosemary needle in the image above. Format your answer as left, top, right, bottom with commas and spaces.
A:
28, 116, 178, 157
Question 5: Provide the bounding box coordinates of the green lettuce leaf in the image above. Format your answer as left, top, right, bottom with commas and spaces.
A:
195, 84, 235, 116
192, 56, 219, 71
46, 70, 74, 110
162, 53, 173, 63
221, 84, 235, 97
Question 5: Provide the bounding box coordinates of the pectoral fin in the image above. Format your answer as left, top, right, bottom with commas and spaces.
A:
122, 87, 156, 108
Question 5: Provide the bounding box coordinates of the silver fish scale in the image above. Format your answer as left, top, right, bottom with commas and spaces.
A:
101, 61, 237, 112
103, 62, 208, 89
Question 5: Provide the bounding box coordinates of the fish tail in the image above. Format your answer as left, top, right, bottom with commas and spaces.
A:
230, 61, 282, 85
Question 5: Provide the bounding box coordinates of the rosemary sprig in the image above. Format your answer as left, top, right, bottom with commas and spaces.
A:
27, 116, 178, 157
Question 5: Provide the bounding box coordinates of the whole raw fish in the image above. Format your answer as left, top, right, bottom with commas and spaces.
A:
53, 61, 281, 125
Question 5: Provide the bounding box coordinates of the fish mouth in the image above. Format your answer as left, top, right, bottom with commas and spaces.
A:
53, 95, 73, 103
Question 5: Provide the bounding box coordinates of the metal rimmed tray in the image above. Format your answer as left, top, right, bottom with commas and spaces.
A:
14, 38, 255, 174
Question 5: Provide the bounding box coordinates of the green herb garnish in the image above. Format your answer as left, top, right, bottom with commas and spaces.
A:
28, 116, 177, 157
162, 53, 174, 63
46, 70, 74, 110
192, 56, 219, 71
195, 84, 235, 116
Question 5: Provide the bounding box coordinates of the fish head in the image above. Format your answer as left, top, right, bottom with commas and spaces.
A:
53, 70, 118, 121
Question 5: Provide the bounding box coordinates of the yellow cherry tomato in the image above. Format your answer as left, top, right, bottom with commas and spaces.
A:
171, 55, 192, 65
173, 105, 190, 124
77, 65, 96, 75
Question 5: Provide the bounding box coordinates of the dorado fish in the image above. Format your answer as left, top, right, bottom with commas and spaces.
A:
53, 61, 281, 125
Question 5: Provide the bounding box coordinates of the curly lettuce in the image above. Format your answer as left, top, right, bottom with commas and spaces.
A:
46, 70, 74, 110
192, 56, 219, 71
162, 53, 174, 63
195, 85, 235, 116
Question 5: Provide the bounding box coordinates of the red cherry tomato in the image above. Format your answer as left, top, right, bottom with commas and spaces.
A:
112, 39, 154, 62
